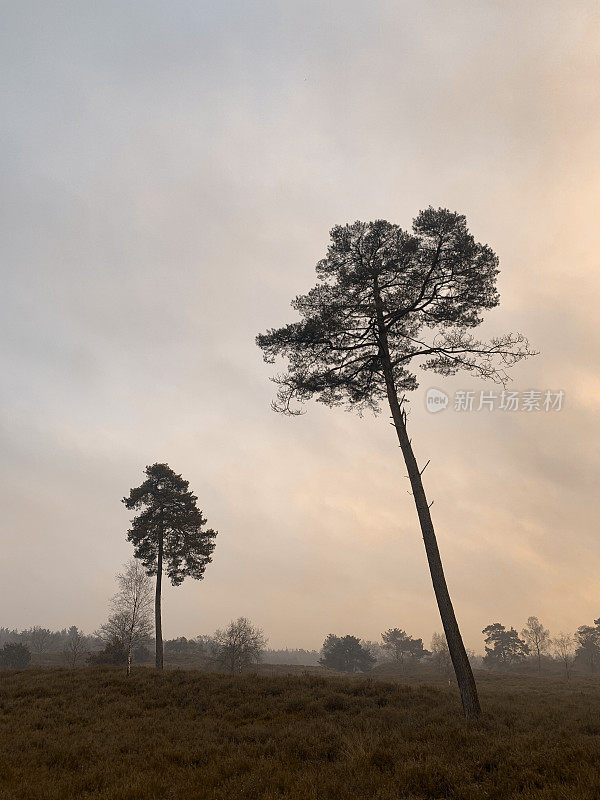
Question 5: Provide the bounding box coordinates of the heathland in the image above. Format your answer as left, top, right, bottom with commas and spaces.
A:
1, 667, 600, 799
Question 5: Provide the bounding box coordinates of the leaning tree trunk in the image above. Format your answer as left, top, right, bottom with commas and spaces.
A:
387, 392, 481, 718
374, 287, 481, 719
155, 532, 164, 670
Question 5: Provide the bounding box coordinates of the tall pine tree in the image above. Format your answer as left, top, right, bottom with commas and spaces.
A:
257, 209, 534, 718
123, 463, 217, 669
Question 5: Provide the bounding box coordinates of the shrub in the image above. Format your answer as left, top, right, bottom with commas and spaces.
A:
164, 637, 203, 655
133, 644, 151, 663
87, 638, 127, 666
0, 642, 31, 669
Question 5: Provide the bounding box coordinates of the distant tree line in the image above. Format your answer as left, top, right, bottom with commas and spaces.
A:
262, 649, 321, 666
481, 616, 600, 678
89, 609, 268, 675
3, 614, 600, 681
315, 617, 600, 679
0, 625, 100, 653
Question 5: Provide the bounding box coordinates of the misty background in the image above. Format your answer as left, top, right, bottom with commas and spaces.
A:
1, 1, 599, 651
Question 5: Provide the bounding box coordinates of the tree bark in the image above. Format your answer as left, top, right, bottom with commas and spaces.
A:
126, 603, 134, 677
127, 584, 141, 677
155, 531, 164, 670
374, 284, 481, 719
126, 640, 132, 677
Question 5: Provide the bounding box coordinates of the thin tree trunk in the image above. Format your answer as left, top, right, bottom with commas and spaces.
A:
127, 584, 140, 678
389, 399, 481, 717
155, 532, 164, 670
127, 600, 136, 677
374, 284, 481, 719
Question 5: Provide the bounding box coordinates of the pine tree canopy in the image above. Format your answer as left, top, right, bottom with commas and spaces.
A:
257, 208, 534, 414
318, 634, 376, 673
122, 463, 217, 586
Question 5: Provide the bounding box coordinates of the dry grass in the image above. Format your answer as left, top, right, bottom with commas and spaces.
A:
1, 667, 600, 799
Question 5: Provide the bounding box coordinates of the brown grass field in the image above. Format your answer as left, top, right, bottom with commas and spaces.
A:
1, 666, 600, 799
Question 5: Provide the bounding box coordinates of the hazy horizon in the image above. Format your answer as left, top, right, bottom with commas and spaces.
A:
2, 1, 599, 652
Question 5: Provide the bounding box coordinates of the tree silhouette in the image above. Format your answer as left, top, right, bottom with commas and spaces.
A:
521, 616, 550, 673
319, 634, 376, 673
574, 622, 600, 673
381, 628, 427, 672
123, 463, 217, 669
212, 617, 267, 673
430, 632, 453, 678
0, 642, 31, 669
62, 626, 86, 669
482, 623, 529, 668
25, 626, 51, 657
87, 637, 128, 666
552, 633, 575, 680
257, 209, 534, 718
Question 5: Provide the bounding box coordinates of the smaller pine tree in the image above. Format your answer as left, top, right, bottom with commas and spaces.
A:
482, 623, 529, 669
123, 463, 217, 669
319, 635, 376, 673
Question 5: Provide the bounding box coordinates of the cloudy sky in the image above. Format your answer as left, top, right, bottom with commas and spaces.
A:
2, 1, 599, 652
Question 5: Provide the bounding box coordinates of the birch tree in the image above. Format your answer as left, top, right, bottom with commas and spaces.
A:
212, 617, 266, 673
99, 560, 153, 676
552, 633, 575, 680
521, 616, 550, 673
62, 626, 86, 669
